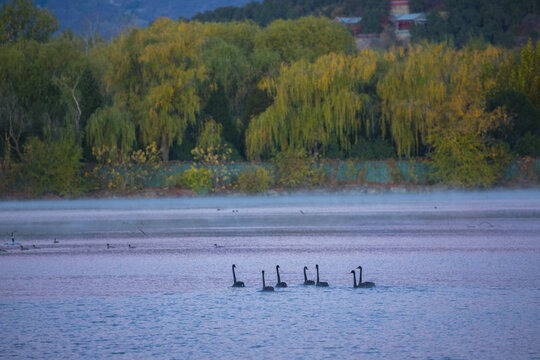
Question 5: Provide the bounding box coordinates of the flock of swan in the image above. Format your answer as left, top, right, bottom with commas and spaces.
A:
232, 264, 375, 291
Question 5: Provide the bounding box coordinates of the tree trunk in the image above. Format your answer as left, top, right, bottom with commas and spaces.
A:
71, 76, 82, 134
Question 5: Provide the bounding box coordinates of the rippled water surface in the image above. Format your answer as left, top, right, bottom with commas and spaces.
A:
1, 191, 539, 359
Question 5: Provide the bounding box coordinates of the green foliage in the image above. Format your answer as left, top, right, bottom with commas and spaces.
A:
247, 51, 378, 159
410, 0, 540, 48
202, 84, 239, 151
86, 106, 136, 155
92, 143, 162, 193
486, 89, 540, 148
178, 167, 213, 195
0, 0, 58, 44
272, 148, 328, 188
430, 133, 510, 188
515, 132, 540, 157
255, 16, 355, 62
78, 66, 103, 128
191, 144, 234, 192
234, 166, 273, 193
495, 39, 540, 111
21, 136, 82, 196
0, 134, 16, 191
193, 0, 337, 26
349, 137, 396, 160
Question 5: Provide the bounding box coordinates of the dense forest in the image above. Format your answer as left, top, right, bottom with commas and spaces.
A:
0, 0, 539, 197
194, 0, 539, 47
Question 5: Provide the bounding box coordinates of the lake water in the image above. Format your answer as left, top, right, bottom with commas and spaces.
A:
1, 190, 539, 359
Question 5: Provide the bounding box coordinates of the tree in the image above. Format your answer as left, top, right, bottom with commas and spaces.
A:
0, 0, 58, 44
86, 106, 136, 155
202, 84, 239, 151
255, 16, 355, 63
104, 19, 208, 162
246, 51, 378, 159
495, 39, 540, 110
78, 66, 103, 132
0, 86, 27, 160
377, 43, 506, 158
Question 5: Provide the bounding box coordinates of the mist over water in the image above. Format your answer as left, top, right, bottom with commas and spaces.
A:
1, 190, 539, 358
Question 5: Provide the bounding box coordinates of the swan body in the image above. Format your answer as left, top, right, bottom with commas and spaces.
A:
275, 265, 287, 287
315, 264, 329, 287
261, 270, 274, 291
303, 266, 315, 285
128, 244, 136, 249
106, 244, 115, 249
232, 264, 245, 287
356, 266, 375, 288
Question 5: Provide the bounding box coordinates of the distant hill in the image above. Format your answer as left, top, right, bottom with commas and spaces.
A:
23, 0, 259, 37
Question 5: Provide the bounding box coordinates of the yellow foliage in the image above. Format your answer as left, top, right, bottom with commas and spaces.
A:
246, 52, 378, 159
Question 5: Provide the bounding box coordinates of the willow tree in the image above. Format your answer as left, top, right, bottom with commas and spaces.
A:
377, 44, 451, 158
246, 51, 377, 159
86, 106, 136, 155
495, 39, 540, 110
103, 18, 208, 162
377, 43, 507, 158
255, 16, 355, 63
378, 42, 510, 185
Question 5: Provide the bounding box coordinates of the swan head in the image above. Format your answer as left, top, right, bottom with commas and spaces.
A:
232, 264, 236, 268
350, 270, 355, 274
356, 266, 362, 270
304, 266, 308, 270
276, 265, 280, 269
315, 264, 319, 269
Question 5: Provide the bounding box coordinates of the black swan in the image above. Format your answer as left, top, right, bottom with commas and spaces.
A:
232, 264, 245, 287
275, 265, 287, 287
315, 264, 329, 287
350, 270, 358, 288
261, 270, 274, 292
356, 266, 375, 288
303, 266, 315, 285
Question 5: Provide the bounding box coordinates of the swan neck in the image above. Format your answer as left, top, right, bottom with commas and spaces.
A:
352, 271, 357, 287
276, 267, 281, 283
358, 267, 362, 284
232, 266, 237, 283
303, 267, 307, 281
316, 266, 320, 282
262, 271, 265, 288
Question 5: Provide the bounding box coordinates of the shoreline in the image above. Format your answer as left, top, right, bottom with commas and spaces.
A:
2, 182, 539, 202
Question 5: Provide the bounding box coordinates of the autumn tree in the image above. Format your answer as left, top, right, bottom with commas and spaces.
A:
0, 0, 58, 44
246, 51, 378, 159
255, 16, 355, 63
103, 19, 208, 162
